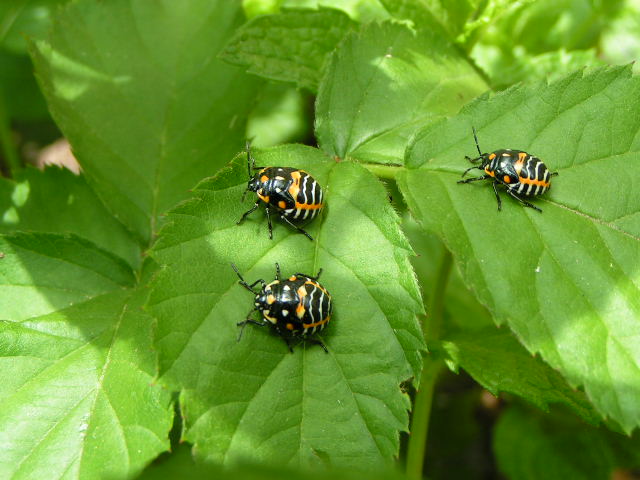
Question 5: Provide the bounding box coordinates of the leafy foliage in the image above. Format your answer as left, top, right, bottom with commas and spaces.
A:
0, 0, 638, 478
315, 22, 487, 164
148, 145, 424, 466
30, 0, 262, 244
221, 8, 356, 92
0, 233, 172, 479
399, 66, 640, 432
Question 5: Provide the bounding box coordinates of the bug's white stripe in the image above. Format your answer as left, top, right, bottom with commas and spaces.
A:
307, 286, 316, 325
311, 180, 316, 205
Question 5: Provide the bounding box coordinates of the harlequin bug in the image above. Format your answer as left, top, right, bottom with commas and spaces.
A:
231, 263, 333, 353
236, 142, 324, 241
457, 128, 558, 212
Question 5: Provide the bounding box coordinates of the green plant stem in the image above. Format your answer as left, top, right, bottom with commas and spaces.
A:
0, 91, 20, 176
361, 162, 402, 180
406, 249, 452, 480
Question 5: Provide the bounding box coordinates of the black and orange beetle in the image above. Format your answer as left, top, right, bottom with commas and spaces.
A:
236, 142, 324, 240
231, 263, 333, 353
458, 128, 558, 212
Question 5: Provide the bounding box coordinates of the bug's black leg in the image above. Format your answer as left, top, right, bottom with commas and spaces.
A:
275, 262, 281, 280
492, 181, 502, 211
265, 206, 273, 239
237, 201, 260, 224
506, 189, 542, 213
283, 336, 294, 353
231, 263, 265, 293
457, 174, 491, 184
279, 214, 314, 241
308, 337, 328, 353
550, 171, 559, 177
236, 316, 265, 342
298, 268, 322, 281
461, 165, 482, 177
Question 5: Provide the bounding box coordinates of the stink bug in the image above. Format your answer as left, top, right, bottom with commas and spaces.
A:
237, 142, 324, 240
458, 128, 558, 212
231, 263, 332, 353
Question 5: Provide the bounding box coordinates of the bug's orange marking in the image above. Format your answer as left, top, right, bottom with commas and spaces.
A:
303, 316, 331, 329
294, 202, 324, 210
258, 193, 270, 203
260, 175, 269, 183
278, 200, 286, 209
296, 303, 306, 318
518, 176, 550, 188
267, 295, 276, 305
484, 167, 495, 177
289, 275, 297, 282
489, 153, 496, 160
518, 152, 527, 161
288, 171, 302, 199
286, 323, 295, 331
514, 158, 525, 175
503, 175, 511, 184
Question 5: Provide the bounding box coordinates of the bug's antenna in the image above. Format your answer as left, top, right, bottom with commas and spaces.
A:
231, 263, 255, 293
472, 127, 482, 156
245, 140, 253, 180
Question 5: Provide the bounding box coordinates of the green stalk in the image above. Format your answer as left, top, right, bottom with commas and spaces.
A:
361, 163, 402, 180
0, 92, 20, 176
405, 249, 452, 480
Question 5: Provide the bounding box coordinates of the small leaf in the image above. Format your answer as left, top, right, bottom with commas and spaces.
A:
30, 0, 262, 244
494, 405, 640, 480
0, 167, 140, 268
221, 8, 356, 92
441, 329, 599, 422
398, 66, 640, 432
148, 144, 424, 467
0, 233, 172, 479
315, 22, 487, 164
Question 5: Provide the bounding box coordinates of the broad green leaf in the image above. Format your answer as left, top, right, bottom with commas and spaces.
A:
30, 0, 262, 244
405, 218, 597, 421
148, 144, 424, 467
494, 405, 640, 480
398, 66, 640, 432
0, 167, 140, 268
220, 8, 356, 92
315, 22, 487, 165
0, 233, 172, 479
441, 329, 598, 422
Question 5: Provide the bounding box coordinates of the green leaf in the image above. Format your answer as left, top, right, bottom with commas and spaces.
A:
281, 0, 390, 22
398, 66, 640, 432
30, 0, 262, 244
148, 144, 424, 467
220, 8, 356, 92
315, 22, 487, 165
494, 405, 640, 480
441, 329, 599, 422
378, 0, 476, 38
0, 233, 172, 479
0, 167, 140, 268
405, 219, 597, 422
